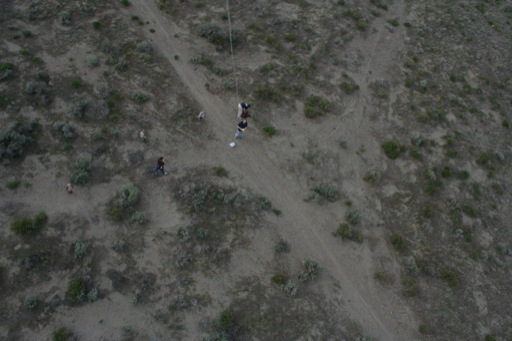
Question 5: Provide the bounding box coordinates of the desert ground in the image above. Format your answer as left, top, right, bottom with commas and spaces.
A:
0, 0, 511, 340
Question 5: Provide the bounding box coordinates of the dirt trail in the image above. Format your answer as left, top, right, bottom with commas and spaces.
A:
131, 0, 416, 339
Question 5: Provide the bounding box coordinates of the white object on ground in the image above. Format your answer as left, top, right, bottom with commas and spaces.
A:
229, 142, 236, 148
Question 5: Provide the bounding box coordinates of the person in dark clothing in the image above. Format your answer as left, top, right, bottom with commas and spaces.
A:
238, 102, 251, 118
153, 157, 166, 176
235, 118, 248, 139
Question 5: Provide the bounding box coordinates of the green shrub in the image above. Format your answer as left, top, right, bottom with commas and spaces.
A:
92, 21, 101, 29
456, 170, 470, 180
132, 91, 149, 104
334, 223, 364, 243
131, 211, 147, 225
109, 183, 141, 221
214, 166, 228, 177
33, 211, 48, 228
313, 184, 339, 202
53, 327, 69, 341
340, 81, 360, 94
363, 170, 379, 184
421, 206, 432, 218
275, 238, 290, 253
136, 41, 152, 53
441, 166, 452, 178
262, 125, 277, 137
255, 83, 282, 103
304, 95, 331, 118
387, 18, 399, 27
11, 211, 47, 235
0, 121, 38, 160
440, 268, 459, 288
382, 140, 404, 159
190, 54, 213, 67
67, 277, 86, 303
25, 296, 38, 309
271, 273, 288, 285
198, 23, 225, 45
86, 54, 99, 68
346, 210, 360, 225
402, 278, 418, 297
390, 233, 406, 252
59, 11, 71, 25
298, 259, 321, 282
120, 0, 130, 6
73, 239, 87, 260
11, 218, 34, 235
70, 158, 91, 185
7, 180, 20, 189
216, 310, 235, 330
484, 335, 497, 341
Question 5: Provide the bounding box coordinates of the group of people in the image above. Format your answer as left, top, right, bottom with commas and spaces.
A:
235, 102, 251, 139
152, 101, 253, 178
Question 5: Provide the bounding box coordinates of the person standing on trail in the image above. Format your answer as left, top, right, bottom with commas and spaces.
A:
235, 118, 248, 139
237, 102, 251, 119
153, 156, 167, 176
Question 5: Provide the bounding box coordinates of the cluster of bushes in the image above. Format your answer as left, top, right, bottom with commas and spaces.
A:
108, 182, 141, 221
0, 121, 38, 160
304, 95, 331, 118
198, 23, 241, 47
70, 158, 91, 185
334, 222, 363, 243
11, 211, 47, 236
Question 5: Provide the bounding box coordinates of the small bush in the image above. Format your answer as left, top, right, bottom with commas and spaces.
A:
7, 180, 20, 189
457, 170, 470, 180
346, 210, 360, 225
255, 83, 282, 103
304, 95, 331, 118
131, 211, 147, 225
120, 0, 130, 6
334, 223, 363, 243
53, 327, 69, 341
70, 158, 91, 185
363, 170, 379, 184
67, 277, 86, 303
59, 11, 71, 25
382, 140, 404, 159
420, 206, 432, 218
313, 184, 338, 202
198, 23, 225, 45
136, 41, 152, 53
216, 310, 235, 330
73, 239, 87, 260
86, 54, 99, 68
132, 91, 149, 104
387, 18, 399, 27
262, 125, 277, 137
441, 166, 452, 178
11, 211, 47, 235
402, 278, 418, 297
283, 280, 297, 296
440, 268, 459, 288
271, 273, 288, 285
25, 296, 38, 309
109, 183, 141, 221
275, 238, 290, 253
340, 81, 360, 94
390, 233, 406, 252
298, 259, 321, 282
92, 21, 101, 29
214, 166, 228, 177
0, 122, 37, 159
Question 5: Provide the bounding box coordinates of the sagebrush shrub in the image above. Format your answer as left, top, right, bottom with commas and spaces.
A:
298, 259, 321, 282
67, 277, 86, 303
304, 95, 331, 118
198, 23, 225, 45
70, 158, 91, 185
382, 140, 404, 159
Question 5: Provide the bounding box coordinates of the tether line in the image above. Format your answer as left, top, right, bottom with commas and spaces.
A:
226, 0, 240, 101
